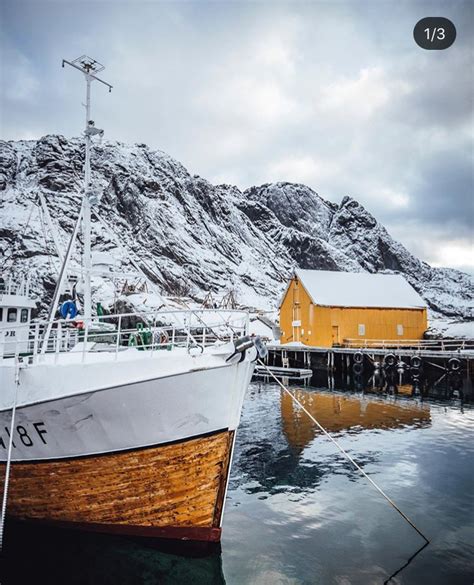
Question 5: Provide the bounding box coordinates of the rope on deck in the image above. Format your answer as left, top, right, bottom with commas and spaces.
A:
257, 358, 430, 545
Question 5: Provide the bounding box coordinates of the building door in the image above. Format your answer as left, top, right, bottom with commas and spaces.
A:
292, 281, 301, 342
332, 325, 340, 346
292, 310, 301, 342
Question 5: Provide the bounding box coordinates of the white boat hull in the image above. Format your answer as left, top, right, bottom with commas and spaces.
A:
0, 340, 257, 541
0, 347, 255, 462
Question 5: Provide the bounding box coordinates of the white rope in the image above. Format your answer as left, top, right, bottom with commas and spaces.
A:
257, 359, 430, 544
0, 359, 21, 551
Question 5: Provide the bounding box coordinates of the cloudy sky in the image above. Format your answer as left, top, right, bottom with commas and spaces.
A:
1, 0, 473, 272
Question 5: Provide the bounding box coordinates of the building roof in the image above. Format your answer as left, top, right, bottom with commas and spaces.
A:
290, 269, 427, 309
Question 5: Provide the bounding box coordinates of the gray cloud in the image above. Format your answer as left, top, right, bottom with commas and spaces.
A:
1, 0, 472, 270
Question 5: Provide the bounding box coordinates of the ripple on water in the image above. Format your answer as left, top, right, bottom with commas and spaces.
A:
224, 380, 474, 585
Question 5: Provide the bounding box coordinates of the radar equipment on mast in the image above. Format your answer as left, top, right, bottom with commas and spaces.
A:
61, 55, 112, 320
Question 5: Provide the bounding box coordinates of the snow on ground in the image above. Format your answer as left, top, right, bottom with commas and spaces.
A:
428, 318, 474, 339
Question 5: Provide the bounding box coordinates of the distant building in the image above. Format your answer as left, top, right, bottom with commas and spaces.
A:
279, 269, 428, 347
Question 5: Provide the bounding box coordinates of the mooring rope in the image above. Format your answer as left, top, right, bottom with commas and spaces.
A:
0, 359, 21, 552
256, 359, 430, 544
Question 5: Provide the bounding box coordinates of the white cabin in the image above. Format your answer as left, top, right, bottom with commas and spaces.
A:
0, 276, 36, 355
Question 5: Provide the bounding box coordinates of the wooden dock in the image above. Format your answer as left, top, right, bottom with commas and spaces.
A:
267, 344, 474, 359
263, 339, 474, 378
254, 365, 312, 379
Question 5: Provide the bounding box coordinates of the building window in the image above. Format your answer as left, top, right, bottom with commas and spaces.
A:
358, 324, 365, 336
397, 324, 404, 336
21, 309, 29, 323
0, 308, 3, 321
7, 308, 17, 322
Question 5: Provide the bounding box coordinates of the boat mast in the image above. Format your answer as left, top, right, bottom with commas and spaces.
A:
62, 56, 112, 319
83, 72, 93, 319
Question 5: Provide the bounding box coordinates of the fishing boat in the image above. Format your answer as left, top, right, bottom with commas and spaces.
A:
0, 56, 265, 544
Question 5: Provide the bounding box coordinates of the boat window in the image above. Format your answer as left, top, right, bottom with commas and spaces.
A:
358, 324, 366, 336
7, 308, 17, 322
21, 308, 29, 323
397, 324, 404, 336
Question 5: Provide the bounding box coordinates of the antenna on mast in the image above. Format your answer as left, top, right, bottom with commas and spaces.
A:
62, 55, 112, 91
62, 55, 112, 320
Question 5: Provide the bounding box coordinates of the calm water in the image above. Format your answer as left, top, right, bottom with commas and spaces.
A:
3, 376, 473, 584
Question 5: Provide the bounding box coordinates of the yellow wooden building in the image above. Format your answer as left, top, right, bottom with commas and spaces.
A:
279, 269, 428, 347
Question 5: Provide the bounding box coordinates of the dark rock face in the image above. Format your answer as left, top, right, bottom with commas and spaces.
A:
0, 141, 17, 190
246, 182, 334, 238
35, 135, 83, 192
0, 135, 472, 319
327, 197, 428, 278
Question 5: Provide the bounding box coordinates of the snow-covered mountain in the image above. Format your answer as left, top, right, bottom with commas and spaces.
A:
1, 135, 472, 324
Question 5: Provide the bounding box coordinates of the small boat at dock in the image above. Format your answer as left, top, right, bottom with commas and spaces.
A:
254, 364, 312, 379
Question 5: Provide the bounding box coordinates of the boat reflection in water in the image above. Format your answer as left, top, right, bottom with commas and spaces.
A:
2, 521, 226, 585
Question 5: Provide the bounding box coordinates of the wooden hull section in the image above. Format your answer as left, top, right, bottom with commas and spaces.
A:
2, 430, 234, 542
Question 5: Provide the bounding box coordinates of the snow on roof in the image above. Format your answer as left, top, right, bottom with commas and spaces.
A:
294, 269, 427, 309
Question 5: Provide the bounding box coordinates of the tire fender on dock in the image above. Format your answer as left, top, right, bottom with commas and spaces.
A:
411, 355, 422, 369
448, 357, 461, 372
384, 353, 397, 368
352, 362, 364, 375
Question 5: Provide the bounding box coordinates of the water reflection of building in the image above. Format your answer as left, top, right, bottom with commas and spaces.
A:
388, 383, 416, 396
281, 389, 431, 453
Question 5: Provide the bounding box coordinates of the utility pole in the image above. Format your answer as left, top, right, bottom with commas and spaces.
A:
62, 55, 112, 319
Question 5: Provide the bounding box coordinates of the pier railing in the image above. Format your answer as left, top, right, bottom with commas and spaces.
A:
343, 338, 474, 352
0, 308, 250, 363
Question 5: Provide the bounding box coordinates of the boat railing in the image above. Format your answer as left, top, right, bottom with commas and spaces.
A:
0, 308, 251, 363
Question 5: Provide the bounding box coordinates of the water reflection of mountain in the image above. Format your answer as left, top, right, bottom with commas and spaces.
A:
281, 389, 431, 453
2, 522, 225, 585
230, 384, 431, 497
